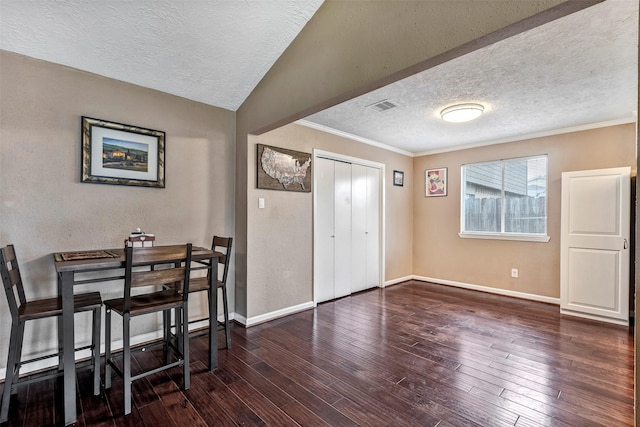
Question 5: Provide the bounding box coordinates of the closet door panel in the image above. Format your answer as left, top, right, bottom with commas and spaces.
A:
334, 161, 352, 299
351, 164, 368, 293
314, 157, 336, 303
366, 166, 381, 288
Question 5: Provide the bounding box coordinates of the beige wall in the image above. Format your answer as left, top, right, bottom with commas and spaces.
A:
236, 0, 583, 320
413, 124, 636, 298
245, 123, 412, 320
0, 51, 236, 368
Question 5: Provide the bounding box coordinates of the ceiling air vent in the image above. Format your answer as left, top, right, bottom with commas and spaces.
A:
366, 99, 399, 112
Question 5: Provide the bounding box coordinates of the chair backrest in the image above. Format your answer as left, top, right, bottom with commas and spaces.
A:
123, 244, 193, 313
212, 236, 232, 286
0, 245, 27, 320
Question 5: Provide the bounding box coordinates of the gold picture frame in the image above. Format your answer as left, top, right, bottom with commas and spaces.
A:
81, 116, 165, 188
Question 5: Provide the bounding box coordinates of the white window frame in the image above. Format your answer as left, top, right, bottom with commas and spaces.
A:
459, 155, 550, 243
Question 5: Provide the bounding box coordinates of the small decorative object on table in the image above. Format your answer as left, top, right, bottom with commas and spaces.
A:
125, 228, 155, 247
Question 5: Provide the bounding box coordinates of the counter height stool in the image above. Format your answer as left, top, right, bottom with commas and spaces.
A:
187, 236, 232, 349
0, 244, 102, 424
103, 244, 193, 416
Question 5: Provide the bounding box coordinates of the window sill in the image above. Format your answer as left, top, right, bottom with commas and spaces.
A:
458, 232, 550, 243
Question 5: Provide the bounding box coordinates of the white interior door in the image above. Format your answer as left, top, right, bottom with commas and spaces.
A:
314, 157, 336, 303
560, 167, 630, 325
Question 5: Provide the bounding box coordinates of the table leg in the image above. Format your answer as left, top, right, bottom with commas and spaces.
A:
208, 259, 218, 371
60, 271, 77, 425
57, 274, 63, 371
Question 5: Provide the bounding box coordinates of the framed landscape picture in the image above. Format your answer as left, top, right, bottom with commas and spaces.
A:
81, 116, 165, 188
425, 167, 447, 197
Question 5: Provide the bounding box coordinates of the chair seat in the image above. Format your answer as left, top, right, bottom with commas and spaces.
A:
18, 291, 102, 321
1, 244, 103, 423
186, 277, 222, 293
104, 289, 183, 317
104, 244, 193, 416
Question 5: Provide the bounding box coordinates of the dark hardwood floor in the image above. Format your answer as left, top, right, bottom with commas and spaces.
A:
1, 280, 634, 426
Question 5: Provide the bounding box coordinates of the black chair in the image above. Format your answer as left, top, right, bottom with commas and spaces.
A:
103, 244, 192, 415
187, 236, 232, 349
0, 244, 102, 424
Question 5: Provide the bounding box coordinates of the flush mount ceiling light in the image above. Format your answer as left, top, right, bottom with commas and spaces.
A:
440, 103, 484, 123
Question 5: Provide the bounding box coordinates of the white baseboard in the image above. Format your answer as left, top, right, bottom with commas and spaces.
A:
384, 276, 414, 287
412, 275, 561, 305
188, 311, 236, 330
0, 312, 237, 381
560, 308, 629, 326
236, 301, 314, 327
0, 329, 162, 382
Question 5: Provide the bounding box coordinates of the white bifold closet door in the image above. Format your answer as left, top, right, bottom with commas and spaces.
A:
315, 157, 337, 303
351, 164, 380, 293
334, 160, 353, 299
315, 157, 380, 303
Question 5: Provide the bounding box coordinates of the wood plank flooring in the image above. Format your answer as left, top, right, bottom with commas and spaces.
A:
1, 280, 634, 426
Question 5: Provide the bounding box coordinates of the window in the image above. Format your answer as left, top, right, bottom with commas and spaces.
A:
460, 155, 549, 242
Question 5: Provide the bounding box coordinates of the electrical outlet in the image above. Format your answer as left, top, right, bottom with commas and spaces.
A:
511, 268, 519, 278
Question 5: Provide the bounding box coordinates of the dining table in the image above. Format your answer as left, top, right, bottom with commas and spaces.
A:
54, 245, 221, 426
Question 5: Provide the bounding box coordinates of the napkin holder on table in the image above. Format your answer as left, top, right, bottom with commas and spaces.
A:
125, 233, 155, 248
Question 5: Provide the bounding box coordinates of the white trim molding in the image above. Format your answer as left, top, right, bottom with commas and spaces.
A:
412, 275, 560, 305
458, 232, 551, 243
384, 276, 414, 287
560, 308, 629, 326
236, 301, 315, 327
0, 314, 235, 381
0, 329, 164, 382
413, 117, 637, 156
297, 117, 636, 158
296, 119, 413, 157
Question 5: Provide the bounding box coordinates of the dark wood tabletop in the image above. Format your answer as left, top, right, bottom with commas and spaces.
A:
53, 246, 220, 273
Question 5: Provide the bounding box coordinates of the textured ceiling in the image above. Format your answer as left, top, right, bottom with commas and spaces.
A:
0, 1, 636, 154
0, 0, 324, 111
302, 0, 638, 155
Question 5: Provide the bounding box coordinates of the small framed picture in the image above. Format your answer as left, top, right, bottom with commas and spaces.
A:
426, 167, 447, 197
393, 170, 404, 187
81, 116, 165, 188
